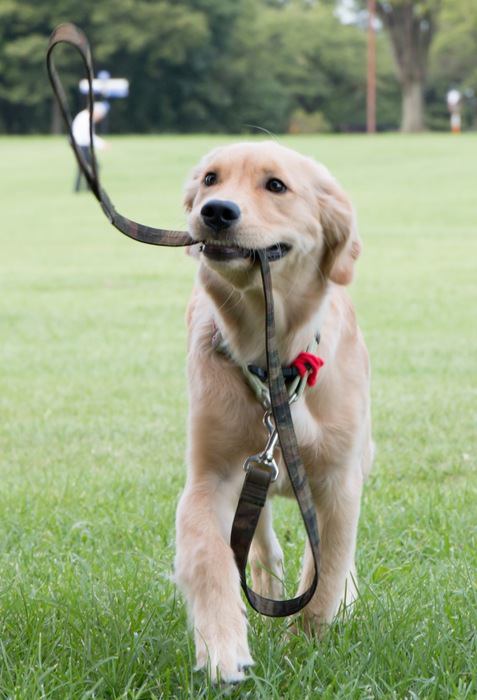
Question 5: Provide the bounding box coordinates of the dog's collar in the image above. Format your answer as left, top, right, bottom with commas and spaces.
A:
212, 323, 323, 408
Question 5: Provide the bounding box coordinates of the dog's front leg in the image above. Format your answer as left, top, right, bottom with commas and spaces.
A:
175, 477, 253, 682
298, 467, 363, 632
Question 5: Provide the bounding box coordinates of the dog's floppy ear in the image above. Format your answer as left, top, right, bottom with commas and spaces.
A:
184, 164, 204, 261
316, 165, 362, 285
183, 165, 202, 212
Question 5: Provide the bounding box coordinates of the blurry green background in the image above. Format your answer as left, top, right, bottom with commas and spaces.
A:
1, 0, 476, 134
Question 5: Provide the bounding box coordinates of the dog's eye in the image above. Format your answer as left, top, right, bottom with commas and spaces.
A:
204, 172, 217, 186
266, 178, 287, 194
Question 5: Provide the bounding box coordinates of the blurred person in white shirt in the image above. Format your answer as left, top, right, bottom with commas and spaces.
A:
72, 101, 109, 192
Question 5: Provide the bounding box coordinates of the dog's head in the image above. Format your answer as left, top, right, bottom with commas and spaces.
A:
184, 141, 361, 288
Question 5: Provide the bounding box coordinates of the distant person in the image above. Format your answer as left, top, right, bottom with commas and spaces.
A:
72, 101, 109, 192
446, 89, 462, 134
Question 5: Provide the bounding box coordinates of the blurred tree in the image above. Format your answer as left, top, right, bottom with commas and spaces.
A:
255, 0, 400, 131
429, 0, 477, 129
0, 0, 465, 134
0, 0, 212, 133
352, 0, 443, 131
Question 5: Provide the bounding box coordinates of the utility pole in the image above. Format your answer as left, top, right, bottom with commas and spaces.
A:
367, 0, 377, 133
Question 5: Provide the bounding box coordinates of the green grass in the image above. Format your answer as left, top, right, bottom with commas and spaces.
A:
1, 133, 476, 699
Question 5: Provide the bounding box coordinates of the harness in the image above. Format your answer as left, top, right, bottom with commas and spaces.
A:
213, 325, 323, 407
46, 23, 322, 618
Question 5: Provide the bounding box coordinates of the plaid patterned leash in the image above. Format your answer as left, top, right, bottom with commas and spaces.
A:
46, 23, 320, 618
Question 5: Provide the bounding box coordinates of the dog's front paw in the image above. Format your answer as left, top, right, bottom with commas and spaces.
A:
195, 622, 254, 683
195, 647, 254, 684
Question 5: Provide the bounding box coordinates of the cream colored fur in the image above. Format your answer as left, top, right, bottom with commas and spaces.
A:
174, 142, 373, 682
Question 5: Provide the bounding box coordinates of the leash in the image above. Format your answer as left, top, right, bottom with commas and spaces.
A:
46, 23, 320, 618
231, 253, 320, 616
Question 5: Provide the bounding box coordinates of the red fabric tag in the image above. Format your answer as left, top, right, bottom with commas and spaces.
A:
292, 352, 324, 387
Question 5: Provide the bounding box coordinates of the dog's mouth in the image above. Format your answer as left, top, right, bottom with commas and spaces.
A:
200, 241, 291, 262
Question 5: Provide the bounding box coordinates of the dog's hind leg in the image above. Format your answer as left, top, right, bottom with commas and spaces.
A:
175, 476, 253, 683
297, 466, 362, 633
249, 500, 284, 599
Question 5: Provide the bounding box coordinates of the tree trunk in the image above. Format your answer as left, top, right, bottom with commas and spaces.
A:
377, 2, 440, 134
401, 79, 425, 132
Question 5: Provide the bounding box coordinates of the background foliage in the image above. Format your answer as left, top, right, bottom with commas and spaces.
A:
0, 0, 476, 132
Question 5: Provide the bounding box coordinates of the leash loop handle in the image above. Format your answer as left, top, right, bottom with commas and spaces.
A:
46, 22, 195, 248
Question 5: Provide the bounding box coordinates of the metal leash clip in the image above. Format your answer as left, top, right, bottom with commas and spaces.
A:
243, 392, 299, 482
243, 409, 280, 481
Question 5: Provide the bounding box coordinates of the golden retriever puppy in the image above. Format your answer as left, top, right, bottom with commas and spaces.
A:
175, 141, 373, 682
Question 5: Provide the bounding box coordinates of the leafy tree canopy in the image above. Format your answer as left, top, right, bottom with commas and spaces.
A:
0, 0, 473, 133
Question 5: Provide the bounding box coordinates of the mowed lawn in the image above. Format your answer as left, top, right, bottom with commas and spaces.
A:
1, 133, 476, 699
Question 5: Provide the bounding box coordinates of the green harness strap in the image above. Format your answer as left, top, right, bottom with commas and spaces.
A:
213, 326, 319, 406
240, 335, 319, 407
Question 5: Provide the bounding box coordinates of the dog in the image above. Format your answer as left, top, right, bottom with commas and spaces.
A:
174, 141, 373, 682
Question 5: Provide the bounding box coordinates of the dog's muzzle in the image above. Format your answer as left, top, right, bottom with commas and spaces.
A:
199, 198, 291, 262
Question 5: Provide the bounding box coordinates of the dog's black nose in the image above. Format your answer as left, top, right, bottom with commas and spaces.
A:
201, 199, 241, 233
